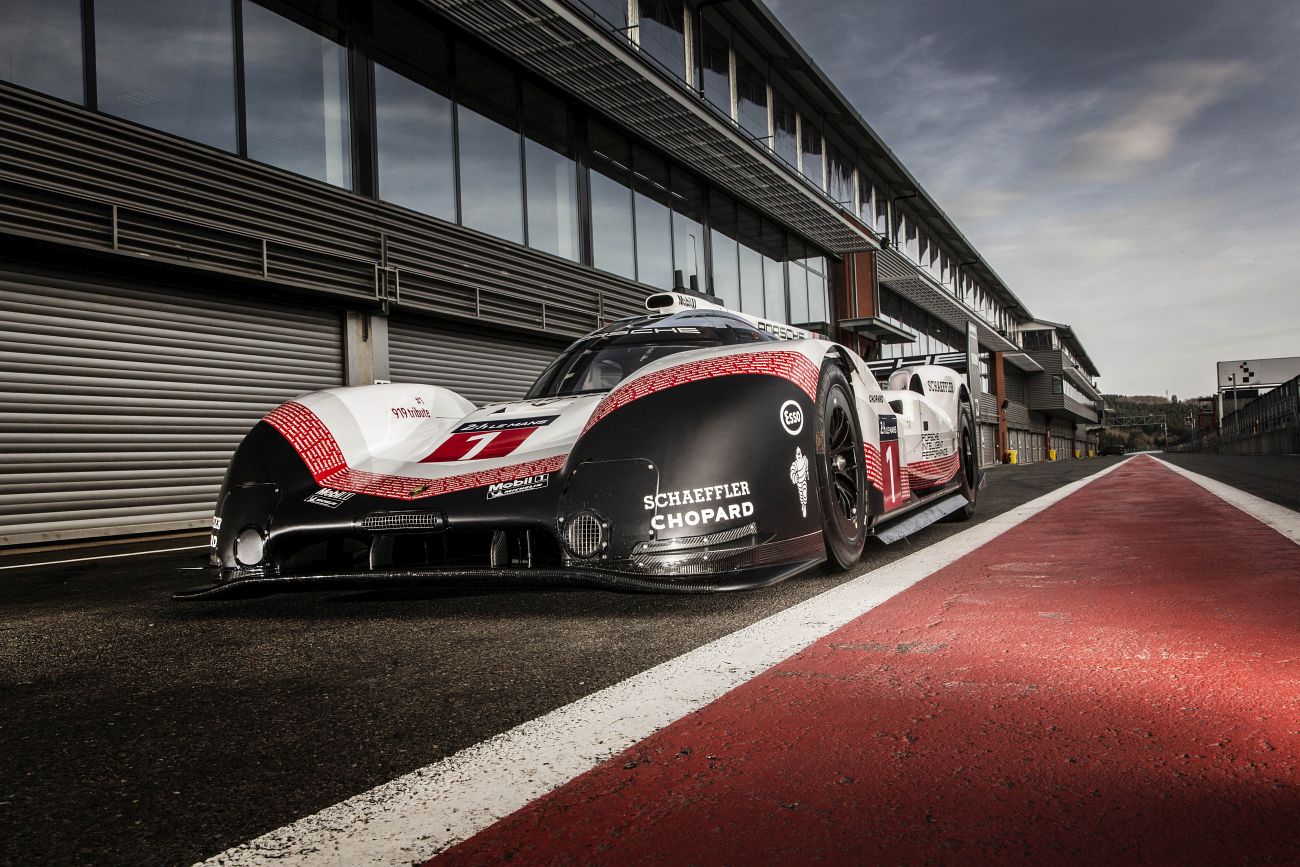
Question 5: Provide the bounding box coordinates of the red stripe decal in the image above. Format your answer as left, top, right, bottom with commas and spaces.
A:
584, 350, 820, 435
906, 453, 961, 487
264, 401, 566, 500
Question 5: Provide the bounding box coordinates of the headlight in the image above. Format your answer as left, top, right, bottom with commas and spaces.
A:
234, 526, 266, 567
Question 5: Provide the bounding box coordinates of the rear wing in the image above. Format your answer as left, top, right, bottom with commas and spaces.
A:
867, 352, 969, 376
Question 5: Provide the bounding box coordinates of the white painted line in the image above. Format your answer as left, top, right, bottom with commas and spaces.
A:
1152, 455, 1300, 545
200, 459, 1130, 867
0, 545, 208, 571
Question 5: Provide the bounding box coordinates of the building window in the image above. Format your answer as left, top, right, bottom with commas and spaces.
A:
772, 83, 798, 168
857, 169, 874, 223
873, 187, 889, 236
637, 0, 685, 79
523, 83, 580, 261
733, 37, 767, 141
670, 167, 706, 292
585, 0, 628, 28
799, 113, 823, 189
699, 17, 730, 114
95, 0, 237, 152
827, 145, 853, 207
762, 222, 787, 323
455, 43, 523, 244
589, 121, 636, 280
0, 0, 84, 104
786, 237, 808, 324
709, 192, 741, 308
806, 253, 827, 323
242, 0, 351, 188
736, 204, 764, 317
374, 63, 456, 221
633, 145, 675, 289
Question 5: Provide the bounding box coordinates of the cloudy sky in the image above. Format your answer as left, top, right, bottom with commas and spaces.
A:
773, 0, 1299, 398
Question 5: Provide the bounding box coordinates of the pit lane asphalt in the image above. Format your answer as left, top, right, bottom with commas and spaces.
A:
0, 453, 1284, 867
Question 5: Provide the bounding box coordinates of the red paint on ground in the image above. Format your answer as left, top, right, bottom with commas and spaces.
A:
436, 457, 1300, 864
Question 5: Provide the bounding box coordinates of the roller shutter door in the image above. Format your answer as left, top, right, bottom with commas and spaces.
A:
1, 272, 344, 546
979, 423, 996, 466
387, 317, 562, 406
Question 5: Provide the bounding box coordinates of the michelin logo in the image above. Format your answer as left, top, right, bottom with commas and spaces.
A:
790, 447, 809, 518
487, 473, 549, 499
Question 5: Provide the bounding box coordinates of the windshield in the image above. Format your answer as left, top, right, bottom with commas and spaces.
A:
527, 312, 774, 398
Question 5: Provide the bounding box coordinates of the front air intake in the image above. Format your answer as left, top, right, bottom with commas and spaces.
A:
561, 511, 606, 559
359, 511, 447, 532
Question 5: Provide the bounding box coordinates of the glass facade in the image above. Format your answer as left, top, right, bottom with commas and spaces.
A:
637, 0, 685, 79
0, 0, 84, 104
0, 0, 838, 325
242, 0, 351, 188
95, 0, 237, 151
699, 17, 730, 112
523, 83, 580, 262
879, 289, 965, 359
734, 37, 768, 141
374, 63, 456, 221
799, 114, 823, 189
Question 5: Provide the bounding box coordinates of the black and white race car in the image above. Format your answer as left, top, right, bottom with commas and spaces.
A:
178, 292, 979, 600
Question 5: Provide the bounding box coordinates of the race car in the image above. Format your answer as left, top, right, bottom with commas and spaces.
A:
176, 292, 979, 600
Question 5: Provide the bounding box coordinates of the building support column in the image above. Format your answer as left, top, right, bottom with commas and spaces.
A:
344, 311, 390, 385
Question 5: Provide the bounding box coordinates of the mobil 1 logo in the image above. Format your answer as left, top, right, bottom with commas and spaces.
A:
779, 400, 804, 436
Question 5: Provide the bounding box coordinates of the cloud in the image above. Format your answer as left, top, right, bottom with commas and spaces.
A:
1060, 61, 1254, 183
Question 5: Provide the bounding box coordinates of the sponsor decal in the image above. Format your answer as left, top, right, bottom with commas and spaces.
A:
211, 516, 222, 530
756, 320, 806, 341
455, 417, 557, 433
391, 406, 432, 419
645, 481, 753, 531
210, 534, 218, 549
305, 487, 355, 508
487, 473, 549, 499
780, 400, 804, 436
926, 379, 955, 393
878, 415, 907, 509
789, 447, 809, 518
424, 416, 558, 463
868, 393, 885, 404
920, 433, 948, 460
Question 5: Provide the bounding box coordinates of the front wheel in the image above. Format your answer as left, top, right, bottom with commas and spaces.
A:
948, 399, 978, 521
815, 365, 867, 568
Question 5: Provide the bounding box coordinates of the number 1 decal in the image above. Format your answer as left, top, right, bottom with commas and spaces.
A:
421, 416, 559, 463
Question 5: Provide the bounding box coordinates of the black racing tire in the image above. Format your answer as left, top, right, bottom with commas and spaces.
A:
814, 365, 867, 568
947, 398, 978, 521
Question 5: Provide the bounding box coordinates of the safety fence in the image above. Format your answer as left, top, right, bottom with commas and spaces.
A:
1170, 375, 1300, 455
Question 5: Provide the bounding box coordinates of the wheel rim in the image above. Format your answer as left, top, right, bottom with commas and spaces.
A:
826, 401, 860, 524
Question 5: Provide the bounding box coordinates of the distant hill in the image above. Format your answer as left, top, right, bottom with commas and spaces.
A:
1101, 394, 1198, 450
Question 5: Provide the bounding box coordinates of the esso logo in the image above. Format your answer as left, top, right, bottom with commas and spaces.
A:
780, 400, 804, 436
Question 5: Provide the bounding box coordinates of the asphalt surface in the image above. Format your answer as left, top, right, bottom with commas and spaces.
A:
0, 453, 1288, 866
1157, 451, 1300, 511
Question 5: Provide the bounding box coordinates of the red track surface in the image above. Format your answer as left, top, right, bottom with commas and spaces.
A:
436, 457, 1300, 865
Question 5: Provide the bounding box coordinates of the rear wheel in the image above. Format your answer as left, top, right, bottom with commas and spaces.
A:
948, 399, 978, 521
815, 365, 867, 568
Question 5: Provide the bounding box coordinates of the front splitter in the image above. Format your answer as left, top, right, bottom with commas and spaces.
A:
173, 561, 818, 601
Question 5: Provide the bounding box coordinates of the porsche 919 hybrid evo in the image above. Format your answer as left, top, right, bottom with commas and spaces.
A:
177, 292, 980, 599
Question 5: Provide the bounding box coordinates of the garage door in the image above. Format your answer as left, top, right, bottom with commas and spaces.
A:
1, 272, 344, 546
387, 317, 563, 407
